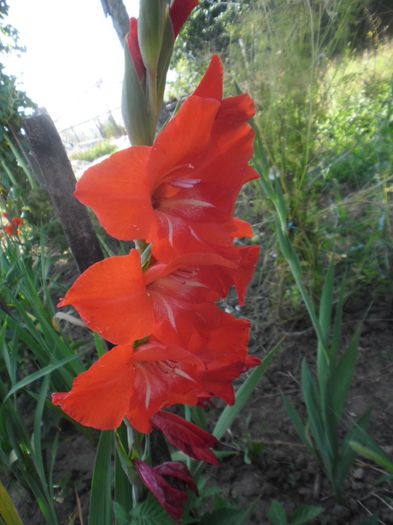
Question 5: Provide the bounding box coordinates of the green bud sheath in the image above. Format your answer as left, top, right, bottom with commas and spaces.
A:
122, 41, 155, 145
138, 0, 168, 74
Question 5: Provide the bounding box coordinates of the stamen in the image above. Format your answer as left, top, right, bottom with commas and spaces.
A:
164, 163, 195, 178
165, 198, 214, 208
169, 178, 201, 189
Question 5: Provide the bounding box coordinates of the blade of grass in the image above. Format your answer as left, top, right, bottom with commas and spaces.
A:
4, 349, 88, 402
0, 480, 24, 525
329, 328, 360, 422
88, 431, 113, 525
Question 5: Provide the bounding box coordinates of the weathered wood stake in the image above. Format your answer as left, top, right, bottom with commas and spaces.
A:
23, 109, 104, 273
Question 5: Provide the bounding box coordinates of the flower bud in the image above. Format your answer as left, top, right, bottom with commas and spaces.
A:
138, 0, 168, 73
122, 30, 154, 145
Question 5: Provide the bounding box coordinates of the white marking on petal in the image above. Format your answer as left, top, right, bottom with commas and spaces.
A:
139, 366, 152, 409
160, 295, 177, 330
174, 368, 195, 381
189, 226, 203, 242
186, 280, 208, 288
162, 214, 174, 246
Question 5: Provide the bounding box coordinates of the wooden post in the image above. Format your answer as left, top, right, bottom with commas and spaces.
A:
100, 0, 129, 44
23, 109, 104, 273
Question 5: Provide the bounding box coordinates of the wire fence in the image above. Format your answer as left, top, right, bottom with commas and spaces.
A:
59, 107, 125, 148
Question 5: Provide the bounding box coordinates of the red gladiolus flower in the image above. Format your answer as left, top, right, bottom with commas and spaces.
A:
58, 249, 258, 346
4, 224, 15, 236
52, 307, 259, 432
170, 0, 199, 37
4, 217, 23, 237
11, 217, 24, 227
75, 55, 257, 261
151, 411, 218, 464
135, 460, 197, 521
52, 341, 204, 433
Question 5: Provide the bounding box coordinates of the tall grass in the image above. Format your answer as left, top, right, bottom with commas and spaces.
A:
231, 0, 393, 299
0, 233, 88, 523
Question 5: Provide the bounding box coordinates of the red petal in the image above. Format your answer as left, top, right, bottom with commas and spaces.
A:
155, 462, 198, 494
75, 146, 155, 241
152, 411, 218, 464
52, 345, 135, 429
187, 312, 259, 404
231, 245, 260, 305
58, 251, 154, 345
150, 95, 220, 189
135, 460, 187, 521
169, 0, 199, 38
217, 93, 256, 124
5, 224, 16, 236
128, 18, 145, 79
232, 218, 254, 238
125, 342, 203, 433
193, 54, 223, 100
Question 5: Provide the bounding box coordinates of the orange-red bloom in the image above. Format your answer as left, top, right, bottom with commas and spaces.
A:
58, 248, 259, 346
75, 55, 257, 261
52, 341, 203, 433
3, 217, 23, 237
52, 323, 257, 433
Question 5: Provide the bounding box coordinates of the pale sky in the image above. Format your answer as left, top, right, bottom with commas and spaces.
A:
4, 0, 139, 131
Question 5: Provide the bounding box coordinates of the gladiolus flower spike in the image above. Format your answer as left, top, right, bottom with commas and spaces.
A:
53, 42, 261, 522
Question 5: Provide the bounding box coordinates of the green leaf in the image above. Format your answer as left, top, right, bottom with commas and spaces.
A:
32, 376, 50, 487
214, 345, 281, 439
4, 350, 87, 402
130, 495, 173, 524
329, 327, 360, 422
331, 275, 346, 363
282, 395, 311, 451
200, 501, 258, 525
0, 480, 24, 525
113, 502, 129, 525
350, 441, 393, 475
317, 263, 334, 395
114, 425, 133, 520
266, 500, 287, 525
291, 505, 324, 524
94, 334, 107, 359
301, 360, 332, 476
334, 411, 371, 493
359, 516, 379, 525
88, 431, 113, 525
318, 263, 334, 343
